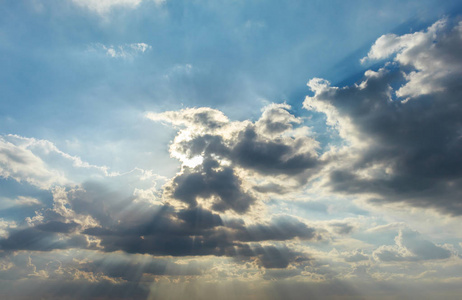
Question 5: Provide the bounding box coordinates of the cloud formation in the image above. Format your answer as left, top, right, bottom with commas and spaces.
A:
148, 104, 322, 213
305, 19, 462, 215
2, 10, 462, 300
0, 134, 110, 189
72, 0, 165, 14
89, 43, 152, 59
0, 173, 318, 269
373, 229, 452, 262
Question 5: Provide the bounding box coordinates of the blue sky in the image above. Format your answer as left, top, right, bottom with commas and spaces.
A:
1, 1, 462, 299
2, 0, 460, 174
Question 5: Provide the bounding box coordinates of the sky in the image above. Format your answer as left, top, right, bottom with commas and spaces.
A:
1, 0, 462, 299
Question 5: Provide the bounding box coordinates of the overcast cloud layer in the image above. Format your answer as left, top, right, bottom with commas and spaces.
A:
1, 1, 462, 299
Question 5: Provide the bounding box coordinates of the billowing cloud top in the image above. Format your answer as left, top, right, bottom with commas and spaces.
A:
305, 19, 462, 215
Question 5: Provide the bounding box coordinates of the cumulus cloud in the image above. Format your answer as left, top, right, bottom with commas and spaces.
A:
343, 251, 369, 263
0, 174, 318, 269
305, 19, 462, 215
3, 16, 462, 300
80, 191, 316, 266
373, 229, 452, 262
362, 19, 462, 98
148, 104, 322, 214
0, 134, 116, 189
0, 135, 69, 189
0, 130, 317, 267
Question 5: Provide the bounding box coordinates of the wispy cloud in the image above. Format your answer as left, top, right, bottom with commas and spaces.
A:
71, 0, 165, 14
89, 43, 152, 59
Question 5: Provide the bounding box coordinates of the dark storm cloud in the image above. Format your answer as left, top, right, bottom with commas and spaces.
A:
305, 20, 462, 215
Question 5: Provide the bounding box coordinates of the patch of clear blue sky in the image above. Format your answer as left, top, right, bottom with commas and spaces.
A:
1, 0, 461, 174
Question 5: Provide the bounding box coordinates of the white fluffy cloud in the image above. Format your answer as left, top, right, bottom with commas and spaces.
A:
0, 135, 68, 189
0, 134, 136, 189
362, 19, 462, 99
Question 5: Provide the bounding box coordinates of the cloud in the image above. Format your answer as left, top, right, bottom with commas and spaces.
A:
71, 0, 165, 14
304, 19, 462, 215
0, 173, 318, 269
0, 227, 88, 251
0, 134, 112, 189
329, 222, 356, 235
231, 215, 316, 242
344, 251, 369, 263
0, 135, 68, 189
373, 229, 452, 262
90, 43, 152, 59
167, 158, 256, 213
148, 104, 322, 214
362, 19, 462, 98
80, 192, 317, 262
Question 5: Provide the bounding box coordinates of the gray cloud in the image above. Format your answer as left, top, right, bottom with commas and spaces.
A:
150, 104, 322, 214
168, 158, 256, 214
83, 205, 317, 264
305, 19, 462, 215
231, 243, 310, 269
373, 229, 451, 262
329, 222, 356, 235
0, 177, 318, 268
0, 227, 88, 251
344, 251, 369, 263
230, 127, 319, 176
80, 257, 204, 282
231, 216, 317, 242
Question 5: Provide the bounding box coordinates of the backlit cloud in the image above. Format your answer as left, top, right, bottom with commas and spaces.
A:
1, 1, 462, 298
305, 20, 462, 215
